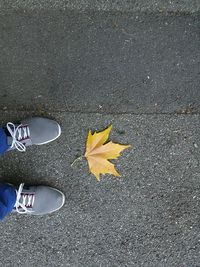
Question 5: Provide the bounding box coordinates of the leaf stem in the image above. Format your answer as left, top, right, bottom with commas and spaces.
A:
71, 155, 84, 167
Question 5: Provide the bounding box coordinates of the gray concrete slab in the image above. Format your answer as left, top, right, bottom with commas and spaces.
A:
0, 0, 200, 12
0, 11, 199, 114
0, 111, 200, 266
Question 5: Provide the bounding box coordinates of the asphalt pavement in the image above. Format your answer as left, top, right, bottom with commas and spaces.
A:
0, 10, 199, 114
0, 0, 199, 12
0, 3, 200, 267
1, 112, 200, 267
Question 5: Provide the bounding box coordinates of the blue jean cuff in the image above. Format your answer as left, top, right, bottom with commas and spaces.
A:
0, 184, 16, 220
0, 127, 10, 155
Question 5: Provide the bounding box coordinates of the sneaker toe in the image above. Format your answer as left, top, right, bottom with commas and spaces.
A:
33, 186, 65, 215
22, 117, 61, 145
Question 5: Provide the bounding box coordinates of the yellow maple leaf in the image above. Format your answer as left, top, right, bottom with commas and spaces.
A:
84, 125, 131, 180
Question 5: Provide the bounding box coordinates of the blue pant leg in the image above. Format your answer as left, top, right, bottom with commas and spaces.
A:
0, 127, 10, 155
0, 184, 16, 221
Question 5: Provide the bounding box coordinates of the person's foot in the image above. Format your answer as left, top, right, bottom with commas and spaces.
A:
4, 117, 61, 152
13, 183, 65, 215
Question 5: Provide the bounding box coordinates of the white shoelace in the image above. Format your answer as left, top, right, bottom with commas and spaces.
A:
15, 183, 35, 214
6, 122, 30, 152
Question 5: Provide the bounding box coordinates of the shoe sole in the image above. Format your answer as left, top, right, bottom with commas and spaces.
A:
47, 186, 66, 214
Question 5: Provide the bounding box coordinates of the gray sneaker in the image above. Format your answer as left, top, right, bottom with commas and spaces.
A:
5, 117, 61, 152
13, 183, 65, 215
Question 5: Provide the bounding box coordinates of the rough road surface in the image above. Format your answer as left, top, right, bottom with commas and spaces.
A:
0, 2, 200, 267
